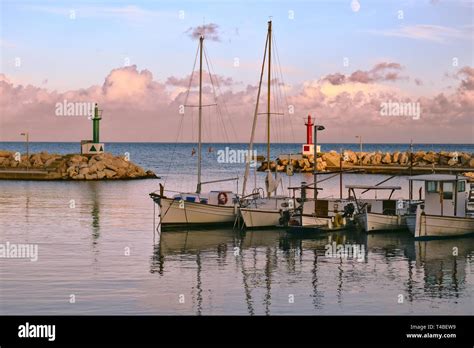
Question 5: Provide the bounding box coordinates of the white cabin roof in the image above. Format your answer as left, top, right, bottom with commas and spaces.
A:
345, 185, 401, 190
408, 174, 468, 182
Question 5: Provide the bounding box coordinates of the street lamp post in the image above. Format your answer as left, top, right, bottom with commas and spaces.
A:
355, 135, 362, 165
313, 124, 325, 216
20, 132, 29, 171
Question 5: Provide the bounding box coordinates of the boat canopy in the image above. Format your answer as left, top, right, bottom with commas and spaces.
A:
345, 185, 401, 190
408, 174, 468, 182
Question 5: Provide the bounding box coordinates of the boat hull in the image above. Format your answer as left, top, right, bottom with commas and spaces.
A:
301, 215, 332, 228
156, 196, 237, 230
240, 208, 282, 228
359, 212, 407, 232
412, 211, 474, 239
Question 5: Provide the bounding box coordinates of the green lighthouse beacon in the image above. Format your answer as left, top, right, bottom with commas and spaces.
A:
81, 103, 105, 155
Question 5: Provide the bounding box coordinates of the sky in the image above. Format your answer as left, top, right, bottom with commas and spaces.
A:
0, 0, 473, 143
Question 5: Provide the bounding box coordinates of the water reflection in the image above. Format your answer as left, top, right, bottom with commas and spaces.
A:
150, 228, 473, 314
90, 183, 101, 246
415, 238, 473, 299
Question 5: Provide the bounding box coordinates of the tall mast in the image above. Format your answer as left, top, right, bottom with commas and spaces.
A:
197, 35, 204, 194
242, 22, 269, 196
266, 20, 272, 197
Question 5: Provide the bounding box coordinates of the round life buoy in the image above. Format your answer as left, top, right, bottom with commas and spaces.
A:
334, 213, 344, 228
218, 192, 228, 205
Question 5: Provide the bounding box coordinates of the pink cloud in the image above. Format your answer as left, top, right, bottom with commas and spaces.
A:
0, 64, 472, 143
323, 62, 405, 85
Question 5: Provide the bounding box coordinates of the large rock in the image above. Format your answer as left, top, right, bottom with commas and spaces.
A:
44, 157, 58, 167
343, 150, 358, 164
316, 158, 327, 171
399, 152, 409, 165
439, 154, 450, 165
460, 153, 471, 165
79, 167, 90, 176
469, 159, 474, 168
414, 151, 426, 162
96, 161, 106, 171
381, 152, 391, 164
362, 153, 372, 165
104, 169, 117, 179
72, 173, 85, 180
88, 163, 98, 174
85, 173, 98, 180
0, 151, 13, 157
423, 152, 439, 164
39, 152, 52, 162
30, 154, 43, 167
371, 153, 382, 165
322, 151, 340, 167
105, 162, 118, 172
448, 158, 459, 166
392, 151, 401, 164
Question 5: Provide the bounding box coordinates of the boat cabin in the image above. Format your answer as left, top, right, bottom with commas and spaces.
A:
172, 191, 237, 206
346, 185, 406, 215
408, 174, 469, 217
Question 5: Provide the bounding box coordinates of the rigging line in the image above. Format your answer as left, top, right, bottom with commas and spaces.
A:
270, 49, 282, 144
206, 48, 237, 142
206, 68, 233, 145
203, 48, 231, 144
163, 41, 200, 187
271, 35, 284, 145
272, 34, 285, 144
204, 46, 238, 142
163, 111, 185, 187
207, 102, 213, 148
183, 43, 200, 107
273, 31, 296, 143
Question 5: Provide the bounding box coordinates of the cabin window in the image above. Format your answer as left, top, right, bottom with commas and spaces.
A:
426, 181, 438, 193
458, 181, 465, 192
442, 182, 453, 200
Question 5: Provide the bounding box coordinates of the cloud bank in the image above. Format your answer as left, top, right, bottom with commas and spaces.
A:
0, 63, 472, 143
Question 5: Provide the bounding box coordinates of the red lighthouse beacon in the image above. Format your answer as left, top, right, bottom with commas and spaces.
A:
302, 114, 319, 155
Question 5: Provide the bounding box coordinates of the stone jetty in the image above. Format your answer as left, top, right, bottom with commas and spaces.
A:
258, 150, 474, 176
0, 151, 157, 180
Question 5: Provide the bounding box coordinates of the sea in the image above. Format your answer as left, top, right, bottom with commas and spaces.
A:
0, 142, 473, 315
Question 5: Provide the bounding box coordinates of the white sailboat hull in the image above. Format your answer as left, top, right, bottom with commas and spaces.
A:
359, 212, 407, 232
411, 210, 474, 239
158, 197, 236, 229
240, 208, 281, 228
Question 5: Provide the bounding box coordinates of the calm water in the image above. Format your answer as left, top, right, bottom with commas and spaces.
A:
0, 142, 473, 315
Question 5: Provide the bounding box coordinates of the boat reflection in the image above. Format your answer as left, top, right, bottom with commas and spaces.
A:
150, 228, 473, 314
415, 237, 474, 299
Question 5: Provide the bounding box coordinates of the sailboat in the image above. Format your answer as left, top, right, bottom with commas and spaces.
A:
239, 20, 297, 228
150, 32, 239, 230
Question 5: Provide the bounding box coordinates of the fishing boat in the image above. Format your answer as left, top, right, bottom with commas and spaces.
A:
286, 166, 358, 233
150, 31, 239, 230
239, 20, 298, 228
348, 184, 413, 232
406, 174, 474, 239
